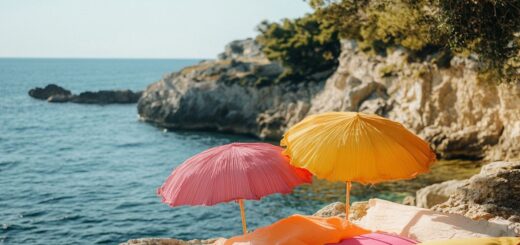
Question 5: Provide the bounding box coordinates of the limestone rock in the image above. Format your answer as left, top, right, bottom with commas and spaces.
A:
349, 201, 369, 221
312, 201, 369, 222
121, 238, 188, 245
28, 84, 71, 100
120, 238, 219, 245
313, 202, 345, 218
217, 38, 263, 60
138, 38, 520, 161
432, 161, 520, 235
416, 179, 466, 208
137, 39, 321, 138
402, 195, 416, 206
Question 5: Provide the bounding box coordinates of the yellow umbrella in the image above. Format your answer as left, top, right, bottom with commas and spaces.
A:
281, 112, 436, 220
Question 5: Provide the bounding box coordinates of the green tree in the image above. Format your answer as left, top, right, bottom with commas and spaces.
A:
256, 14, 341, 82
437, 0, 520, 80
310, 0, 519, 81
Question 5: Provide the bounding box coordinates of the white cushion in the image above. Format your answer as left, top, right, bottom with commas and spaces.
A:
357, 199, 516, 242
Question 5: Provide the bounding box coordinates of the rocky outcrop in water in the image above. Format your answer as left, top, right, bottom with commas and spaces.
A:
29, 84, 142, 104
138, 39, 520, 160
432, 161, 520, 234
28, 84, 72, 101
69, 90, 143, 104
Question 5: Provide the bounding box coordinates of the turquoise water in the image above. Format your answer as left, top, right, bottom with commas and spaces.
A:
0, 58, 480, 245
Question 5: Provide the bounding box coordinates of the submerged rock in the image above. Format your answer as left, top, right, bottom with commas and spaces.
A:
138, 38, 520, 161
433, 161, 520, 234
28, 84, 71, 100
28, 85, 142, 104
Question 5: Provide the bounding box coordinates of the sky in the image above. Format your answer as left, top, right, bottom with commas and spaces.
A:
0, 0, 311, 59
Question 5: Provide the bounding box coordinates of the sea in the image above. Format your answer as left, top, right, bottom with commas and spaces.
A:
0, 58, 483, 244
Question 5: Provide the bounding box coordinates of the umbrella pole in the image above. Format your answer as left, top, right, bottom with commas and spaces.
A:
238, 199, 248, 235
345, 181, 351, 222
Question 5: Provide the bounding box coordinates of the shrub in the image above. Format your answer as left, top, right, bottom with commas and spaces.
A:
256, 14, 341, 82
256, 0, 519, 83
437, 0, 520, 81
310, 0, 519, 81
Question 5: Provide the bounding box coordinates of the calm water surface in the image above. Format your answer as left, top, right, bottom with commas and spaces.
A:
0, 58, 483, 244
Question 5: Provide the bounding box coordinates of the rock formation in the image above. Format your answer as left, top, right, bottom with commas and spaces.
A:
28, 84, 72, 100
432, 161, 520, 234
137, 39, 321, 139
138, 39, 520, 161
121, 238, 218, 245
415, 179, 466, 208
28, 84, 142, 104
69, 90, 143, 104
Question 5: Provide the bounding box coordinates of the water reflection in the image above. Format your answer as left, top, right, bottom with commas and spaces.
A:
290, 160, 483, 205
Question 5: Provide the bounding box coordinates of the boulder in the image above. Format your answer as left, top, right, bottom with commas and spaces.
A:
312, 201, 369, 222
433, 161, 520, 234
313, 202, 345, 218
402, 195, 416, 206
28, 84, 71, 100
217, 38, 263, 60
416, 179, 466, 208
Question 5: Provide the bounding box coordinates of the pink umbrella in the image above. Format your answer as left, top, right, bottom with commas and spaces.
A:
157, 142, 312, 234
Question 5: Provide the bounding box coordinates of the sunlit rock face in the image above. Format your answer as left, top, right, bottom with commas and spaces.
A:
138, 39, 520, 161
415, 179, 466, 209
137, 39, 324, 139
309, 40, 519, 161
432, 161, 520, 235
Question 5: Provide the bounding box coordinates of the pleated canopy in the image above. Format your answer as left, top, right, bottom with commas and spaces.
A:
157, 142, 312, 234
281, 112, 436, 184
281, 112, 436, 220
158, 142, 312, 206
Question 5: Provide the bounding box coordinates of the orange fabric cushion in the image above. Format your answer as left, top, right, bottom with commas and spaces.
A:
215, 214, 370, 245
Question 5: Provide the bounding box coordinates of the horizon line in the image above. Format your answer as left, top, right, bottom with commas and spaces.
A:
0, 56, 212, 60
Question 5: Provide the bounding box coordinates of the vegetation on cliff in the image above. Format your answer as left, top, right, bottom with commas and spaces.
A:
256, 14, 340, 82
256, 0, 519, 83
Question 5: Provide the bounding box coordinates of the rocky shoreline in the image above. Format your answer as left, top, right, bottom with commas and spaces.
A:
28, 84, 142, 104
137, 39, 520, 161
121, 161, 520, 244
131, 38, 520, 241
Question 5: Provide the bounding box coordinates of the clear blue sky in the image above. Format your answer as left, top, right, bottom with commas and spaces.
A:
0, 0, 311, 59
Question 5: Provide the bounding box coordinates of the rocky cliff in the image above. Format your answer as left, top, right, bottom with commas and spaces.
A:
138, 39, 520, 161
